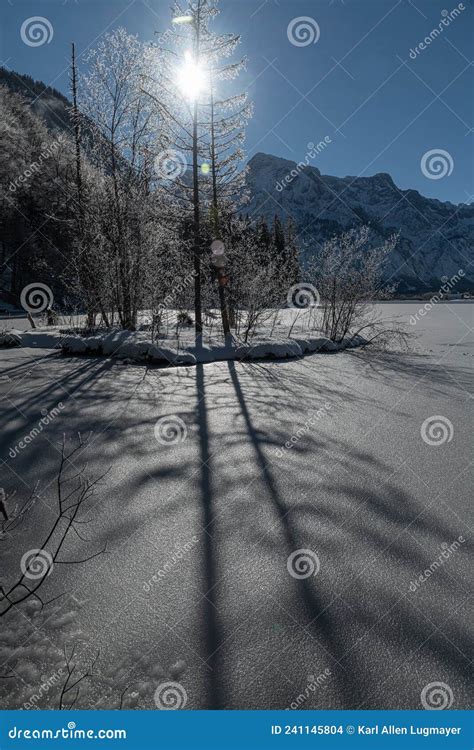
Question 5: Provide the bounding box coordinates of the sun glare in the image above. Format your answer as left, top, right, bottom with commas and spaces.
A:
176, 51, 206, 101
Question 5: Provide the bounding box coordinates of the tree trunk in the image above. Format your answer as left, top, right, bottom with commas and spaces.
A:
210, 80, 230, 338
192, 99, 202, 339
71, 43, 95, 329
192, 4, 203, 341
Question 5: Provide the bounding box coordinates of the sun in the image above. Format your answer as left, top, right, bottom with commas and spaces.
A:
176, 51, 206, 102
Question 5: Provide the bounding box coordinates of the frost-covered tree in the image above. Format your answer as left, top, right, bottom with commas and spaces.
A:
219, 215, 281, 341
307, 226, 398, 342
78, 29, 165, 329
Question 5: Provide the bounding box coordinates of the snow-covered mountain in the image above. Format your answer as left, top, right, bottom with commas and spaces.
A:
246, 153, 473, 292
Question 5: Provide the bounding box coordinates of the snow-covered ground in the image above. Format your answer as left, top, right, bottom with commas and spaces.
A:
0, 303, 472, 710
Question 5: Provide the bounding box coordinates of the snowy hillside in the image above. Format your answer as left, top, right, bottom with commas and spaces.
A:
246, 153, 474, 292
0, 67, 72, 133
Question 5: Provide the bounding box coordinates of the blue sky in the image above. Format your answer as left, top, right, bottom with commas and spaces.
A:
1, 0, 472, 204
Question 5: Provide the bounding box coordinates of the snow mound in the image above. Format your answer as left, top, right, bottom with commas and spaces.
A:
60, 331, 369, 365
235, 339, 303, 360
294, 335, 368, 353
148, 346, 196, 366
61, 333, 197, 366
0, 330, 22, 347
62, 336, 88, 354
2, 327, 368, 365
0, 328, 63, 349
344, 334, 368, 348
294, 337, 337, 353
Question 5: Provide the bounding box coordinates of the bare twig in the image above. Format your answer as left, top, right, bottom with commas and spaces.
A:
0, 437, 108, 618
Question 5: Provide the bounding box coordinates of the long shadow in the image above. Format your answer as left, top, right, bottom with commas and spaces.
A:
195, 363, 223, 709
1, 358, 114, 455
225, 359, 472, 708
346, 348, 472, 394
226, 359, 358, 706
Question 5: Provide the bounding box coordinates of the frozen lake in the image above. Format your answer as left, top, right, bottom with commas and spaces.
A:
0, 302, 472, 710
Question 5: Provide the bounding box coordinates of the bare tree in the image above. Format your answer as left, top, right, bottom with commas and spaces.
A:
307, 226, 399, 343
79, 29, 164, 330
0, 436, 107, 618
